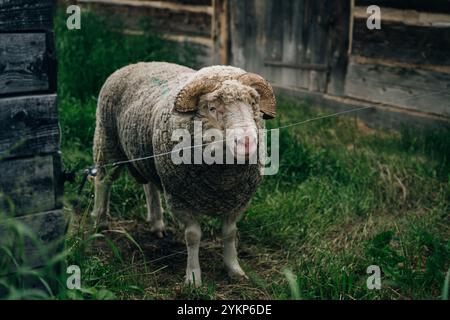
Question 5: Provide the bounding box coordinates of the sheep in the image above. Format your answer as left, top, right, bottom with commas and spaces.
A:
91, 62, 276, 286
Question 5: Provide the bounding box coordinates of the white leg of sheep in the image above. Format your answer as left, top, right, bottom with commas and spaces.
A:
222, 217, 248, 279
143, 183, 166, 238
183, 218, 202, 287
91, 166, 122, 229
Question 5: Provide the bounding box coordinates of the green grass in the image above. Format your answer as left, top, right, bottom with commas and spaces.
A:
2, 9, 449, 300
55, 9, 197, 102
59, 97, 449, 300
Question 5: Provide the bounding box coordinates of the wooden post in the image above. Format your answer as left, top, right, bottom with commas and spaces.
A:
0, 0, 67, 285
212, 0, 229, 65
348, 0, 355, 55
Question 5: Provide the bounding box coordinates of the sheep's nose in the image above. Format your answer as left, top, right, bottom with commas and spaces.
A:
234, 135, 256, 155
227, 126, 258, 159
235, 136, 252, 149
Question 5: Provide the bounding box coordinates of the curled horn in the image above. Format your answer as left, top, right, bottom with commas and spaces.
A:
238, 73, 276, 119
174, 78, 219, 113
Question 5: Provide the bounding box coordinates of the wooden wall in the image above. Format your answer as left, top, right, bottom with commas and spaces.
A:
228, 0, 450, 128
0, 0, 67, 272
346, 0, 450, 118
229, 0, 351, 93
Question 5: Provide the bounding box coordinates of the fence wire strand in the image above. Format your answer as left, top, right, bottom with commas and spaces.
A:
99, 87, 449, 169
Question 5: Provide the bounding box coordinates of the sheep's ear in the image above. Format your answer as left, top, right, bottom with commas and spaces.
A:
174, 79, 219, 113
238, 73, 276, 119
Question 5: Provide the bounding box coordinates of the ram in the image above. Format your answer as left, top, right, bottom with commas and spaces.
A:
92, 62, 276, 286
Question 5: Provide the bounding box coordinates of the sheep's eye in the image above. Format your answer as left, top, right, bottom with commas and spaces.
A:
208, 106, 218, 118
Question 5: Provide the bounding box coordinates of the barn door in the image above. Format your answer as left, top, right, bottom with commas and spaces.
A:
229, 0, 350, 94
265, 0, 332, 92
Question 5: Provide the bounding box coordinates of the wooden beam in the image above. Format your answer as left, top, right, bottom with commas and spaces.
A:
78, 0, 214, 15
273, 84, 450, 130
163, 34, 213, 48
352, 55, 450, 74
0, 94, 60, 160
123, 29, 213, 47
218, 0, 229, 65
352, 19, 450, 66
354, 6, 450, 27
0, 155, 59, 216
355, 0, 450, 15
84, 1, 213, 38
212, 0, 229, 64
349, 0, 355, 55
264, 61, 329, 72
0, 0, 54, 31
344, 57, 450, 117
0, 33, 51, 95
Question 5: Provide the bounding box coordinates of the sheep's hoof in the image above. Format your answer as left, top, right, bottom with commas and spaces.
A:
185, 270, 202, 287
89, 214, 109, 232
96, 220, 110, 232
149, 220, 167, 239
228, 267, 249, 281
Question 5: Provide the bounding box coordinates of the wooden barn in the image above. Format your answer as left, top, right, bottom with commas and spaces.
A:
0, 0, 67, 282
76, 0, 450, 127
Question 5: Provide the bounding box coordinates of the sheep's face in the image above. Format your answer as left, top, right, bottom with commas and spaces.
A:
197, 80, 261, 160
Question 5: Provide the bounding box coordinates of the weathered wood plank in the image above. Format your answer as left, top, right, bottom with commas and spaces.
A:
352, 19, 450, 66
0, 95, 59, 159
285, 0, 309, 90
274, 84, 450, 130
0, 210, 68, 273
327, 0, 351, 96
0, 155, 58, 216
229, 0, 343, 93
0, 33, 50, 95
212, 0, 228, 64
228, 0, 245, 68
305, 0, 333, 92
0, 0, 54, 31
352, 55, 450, 74
345, 57, 450, 116
78, 0, 213, 15
355, 0, 450, 14
81, 1, 212, 37
260, 0, 324, 90
159, 0, 211, 4
354, 6, 450, 27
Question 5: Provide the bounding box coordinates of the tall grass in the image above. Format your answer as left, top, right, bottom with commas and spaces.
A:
55, 9, 197, 101
0, 210, 68, 299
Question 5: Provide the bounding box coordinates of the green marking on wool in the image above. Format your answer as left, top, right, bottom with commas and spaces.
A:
151, 77, 169, 96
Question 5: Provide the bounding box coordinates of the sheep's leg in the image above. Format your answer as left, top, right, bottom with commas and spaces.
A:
184, 219, 202, 287
222, 217, 248, 279
91, 166, 122, 230
143, 183, 166, 238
